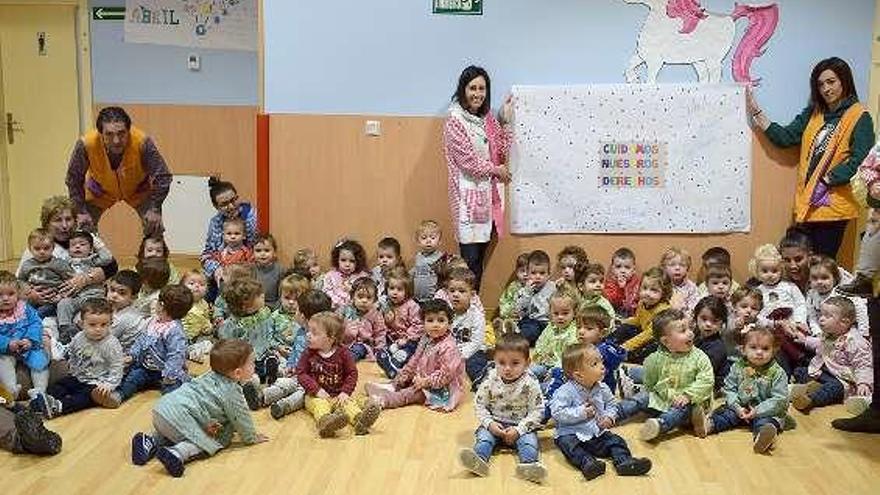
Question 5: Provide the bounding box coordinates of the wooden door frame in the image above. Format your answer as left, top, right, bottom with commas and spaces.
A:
0, 0, 92, 133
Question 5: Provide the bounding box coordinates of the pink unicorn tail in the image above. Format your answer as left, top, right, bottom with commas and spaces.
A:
731, 3, 779, 86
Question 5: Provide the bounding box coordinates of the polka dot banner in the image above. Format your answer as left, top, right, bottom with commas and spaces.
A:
509, 83, 751, 234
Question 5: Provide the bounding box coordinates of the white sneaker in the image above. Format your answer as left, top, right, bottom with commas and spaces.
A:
845, 396, 871, 416
516, 462, 547, 484
639, 418, 661, 441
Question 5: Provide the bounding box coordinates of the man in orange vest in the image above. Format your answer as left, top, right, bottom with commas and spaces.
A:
65, 106, 171, 237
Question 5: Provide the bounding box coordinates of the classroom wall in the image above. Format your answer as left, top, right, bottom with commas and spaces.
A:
88, 0, 258, 257
265, 0, 871, 306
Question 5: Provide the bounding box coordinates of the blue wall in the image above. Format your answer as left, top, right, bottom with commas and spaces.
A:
264, 0, 875, 120
90, 0, 258, 105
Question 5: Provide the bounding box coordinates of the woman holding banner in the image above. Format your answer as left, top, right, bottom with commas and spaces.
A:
443, 66, 513, 291
747, 57, 874, 260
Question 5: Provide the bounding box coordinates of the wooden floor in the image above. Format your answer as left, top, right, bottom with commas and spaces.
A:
2, 257, 879, 494
3, 360, 880, 495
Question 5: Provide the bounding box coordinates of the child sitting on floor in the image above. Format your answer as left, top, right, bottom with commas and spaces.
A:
106, 270, 146, 356
611, 267, 672, 364
376, 267, 423, 379
322, 239, 371, 310
372, 236, 404, 306
296, 311, 381, 437
661, 247, 699, 313
579, 263, 616, 324
0, 271, 50, 399
550, 343, 652, 481
31, 299, 123, 418
106, 285, 192, 407
617, 308, 714, 442
180, 269, 214, 363
726, 286, 764, 355
555, 245, 589, 302
447, 268, 488, 389
603, 248, 640, 317
692, 296, 730, 394
133, 258, 171, 317
130, 339, 268, 477
705, 326, 790, 454
340, 277, 387, 362
459, 333, 546, 484
292, 248, 324, 291
138, 235, 180, 284
366, 299, 465, 412
516, 250, 556, 346
209, 217, 255, 286
806, 256, 869, 337
56, 231, 113, 343
253, 233, 283, 309
531, 291, 578, 381
497, 253, 529, 323
790, 296, 873, 414
411, 220, 446, 303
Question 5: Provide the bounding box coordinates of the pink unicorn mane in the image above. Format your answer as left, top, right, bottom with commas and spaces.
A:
731, 3, 779, 85
666, 0, 708, 34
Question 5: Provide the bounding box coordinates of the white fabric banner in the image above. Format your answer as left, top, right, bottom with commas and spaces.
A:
509, 84, 751, 234
124, 0, 257, 52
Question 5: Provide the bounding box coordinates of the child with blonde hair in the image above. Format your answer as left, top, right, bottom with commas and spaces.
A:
292, 248, 324, 290
180, 269, 213, 362
603, 248, 640, 317
705, 326, 789, 454
661, 247, 699, 312
550, 343, 652, 480
555, 246, 589, 299
611, 267, 672, 363
411, 220, 446, 302
322, 239, 370, 310
458, 333, 546, 483
531, 291, 578, 380
617, 309, 714, 442
340, 277, 387, 361
366, 299, 465, 412
0, 271, 49, 399
297, 312, 381, 437
376, 267, 423, 379
130, 339, 268, 477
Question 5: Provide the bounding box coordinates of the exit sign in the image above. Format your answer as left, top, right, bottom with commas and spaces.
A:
433, 0, 482, 15
92, 7, 125, 21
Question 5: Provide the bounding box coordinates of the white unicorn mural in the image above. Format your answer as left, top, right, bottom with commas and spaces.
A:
623, 0, 779, 85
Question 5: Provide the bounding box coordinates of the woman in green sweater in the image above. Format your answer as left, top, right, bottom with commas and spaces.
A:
748, 57, 874, 259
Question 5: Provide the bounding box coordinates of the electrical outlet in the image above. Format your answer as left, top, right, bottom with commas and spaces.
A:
187, 53, 201, 71
365, 120, 381, 136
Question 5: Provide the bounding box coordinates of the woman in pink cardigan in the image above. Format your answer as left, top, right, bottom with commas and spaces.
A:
443, 66, 514, 291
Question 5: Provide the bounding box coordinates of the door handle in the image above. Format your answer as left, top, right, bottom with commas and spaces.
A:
6, 112, 23, 145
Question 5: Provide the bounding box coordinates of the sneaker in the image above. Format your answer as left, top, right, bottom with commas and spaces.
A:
131, 432, 157, 465
691, 404, 709, 438
836, 274, 874, 298
364, 382, 393, 408
242, 381, 262, 411
91, 389, 121, 409
352, 399, 382, 435
753, 423, 777, 454
515, 462, 547, 483
845, 396, 871, 417
270, 390, 305, 420
14, 409, 62, 456
29, 392, 57, 419
316, 411, 348, 438
156, 446, 185, 477
639, 418, 661, 441
790, 381, 820, 412
615, 457, 652, 476
458, 448, 489, 477
581, 459, 606, 480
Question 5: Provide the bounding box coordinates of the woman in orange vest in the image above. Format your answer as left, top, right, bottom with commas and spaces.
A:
747, 57, 875, 260
64, 107, 172, 237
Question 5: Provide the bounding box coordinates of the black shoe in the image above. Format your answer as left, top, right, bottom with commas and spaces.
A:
831, 407, 880, 433
581, 459, 606, 480
265, 356, 279, 386
156, 447, 185, 477
616, 457, 652, 476
242, 381, 262, 411
837, 274, 874, 298
14, 409, 62, 455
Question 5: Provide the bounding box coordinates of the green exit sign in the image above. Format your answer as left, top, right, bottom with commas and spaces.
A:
433, 0, 482, 15
92, 7, 125, 21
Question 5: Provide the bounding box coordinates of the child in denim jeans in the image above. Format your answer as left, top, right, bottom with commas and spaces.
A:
550, 343, 651, 480
459, 333, 546, 484
617, 308, 714, 441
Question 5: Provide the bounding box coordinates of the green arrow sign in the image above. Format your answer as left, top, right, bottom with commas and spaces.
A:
433, 0, 482, 15
92, 7, 125, 21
